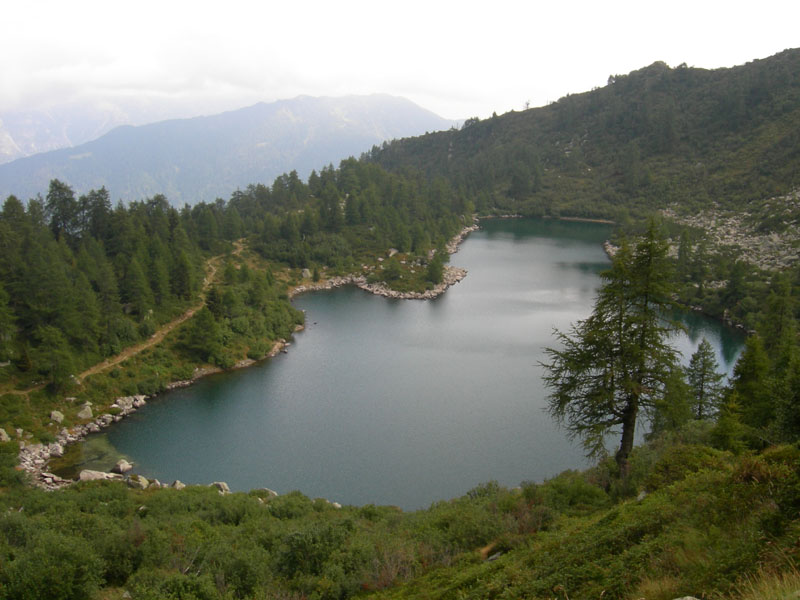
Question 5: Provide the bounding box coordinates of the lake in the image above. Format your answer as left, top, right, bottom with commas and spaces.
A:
57, 219, 744, 509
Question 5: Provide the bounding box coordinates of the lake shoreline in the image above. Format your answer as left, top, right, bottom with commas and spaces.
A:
18, 222, 481, 491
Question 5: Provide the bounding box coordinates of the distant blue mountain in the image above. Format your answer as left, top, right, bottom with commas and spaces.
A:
0, 95, 455, 205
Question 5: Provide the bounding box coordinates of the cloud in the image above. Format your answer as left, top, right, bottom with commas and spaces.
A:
2, 0, 799, 119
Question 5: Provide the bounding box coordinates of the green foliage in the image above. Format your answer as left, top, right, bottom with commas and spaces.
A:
687, 338, 725, 419
543, 223, 680, 470
369, 49, 800, 222
2, 529, 104, 600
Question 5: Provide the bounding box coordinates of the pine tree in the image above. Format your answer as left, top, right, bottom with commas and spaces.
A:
687, 338, 725, 419
0, 282, 15, 362
730, 335, 772, 429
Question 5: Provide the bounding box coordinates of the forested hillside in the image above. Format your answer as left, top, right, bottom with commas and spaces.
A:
369, 49, 800, 222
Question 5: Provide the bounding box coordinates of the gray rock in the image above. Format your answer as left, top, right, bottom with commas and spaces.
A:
256, 487, 278, 498
0, 428, 10, 442
301, 268, 312, 278
50, 410, 64, 424
48, 443, 64, 457
171, 480, 186, 490
127, 474, 149, 490
211, 481, 231, 495
77, 404, 93, 420
79, 470, 122, 482
112, 459, 133, 474
114, 397, 134, 411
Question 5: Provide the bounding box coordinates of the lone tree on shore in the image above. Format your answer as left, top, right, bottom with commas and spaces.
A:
541, 222, 680, 474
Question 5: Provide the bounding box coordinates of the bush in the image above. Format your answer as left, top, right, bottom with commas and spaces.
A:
2, 530, 104, 600
644, 444, 728, 492
540, 470, 609, 513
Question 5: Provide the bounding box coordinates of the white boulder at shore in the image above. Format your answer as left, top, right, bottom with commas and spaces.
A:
112, 459, 133, 474
79, 470, 122, 482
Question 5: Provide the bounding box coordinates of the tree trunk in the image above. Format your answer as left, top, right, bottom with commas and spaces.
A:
615, 398, 638, 476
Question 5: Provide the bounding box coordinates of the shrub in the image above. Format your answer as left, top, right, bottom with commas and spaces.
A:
2, 530, 104, 600
644, 444, 728, 492
540, 470, 609, 513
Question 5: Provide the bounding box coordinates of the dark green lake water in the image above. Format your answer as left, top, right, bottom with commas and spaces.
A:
60, 219, 744, 509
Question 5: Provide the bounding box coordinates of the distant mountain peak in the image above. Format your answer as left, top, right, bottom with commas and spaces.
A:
0, 95, 456, 204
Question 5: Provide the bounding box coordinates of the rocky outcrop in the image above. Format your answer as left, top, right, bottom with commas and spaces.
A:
50, 410, 64, 424
662, 192, 800, 271
0, 428, 10, 442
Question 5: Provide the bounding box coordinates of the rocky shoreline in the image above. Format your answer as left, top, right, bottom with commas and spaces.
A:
16, 222, 480, 492
290, 223, 478, 300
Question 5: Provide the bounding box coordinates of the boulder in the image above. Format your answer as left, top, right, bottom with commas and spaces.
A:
0, 428, 10, 442
50, 410, 64, 424
171, 480, 186, 490
211, 481, 231, 495
77, 404, 93, 420
79, 470, 121, 482
114, 397, 134, 411
127, 474, 149, 490
112, 459, 133, 474
256, 487, 278, 498
301, 268, 312, 279
48, 443, 64, 457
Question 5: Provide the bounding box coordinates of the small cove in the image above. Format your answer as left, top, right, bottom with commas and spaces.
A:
54, 219, 745, 510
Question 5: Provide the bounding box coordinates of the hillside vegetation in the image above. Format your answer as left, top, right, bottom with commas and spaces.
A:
369, 49, 800, 223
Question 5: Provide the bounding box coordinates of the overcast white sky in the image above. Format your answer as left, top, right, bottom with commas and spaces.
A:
1, 0, 798, 120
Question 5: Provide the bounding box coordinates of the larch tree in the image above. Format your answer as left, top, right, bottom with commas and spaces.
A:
542, 221, 680, 473
687, 338, 725, 419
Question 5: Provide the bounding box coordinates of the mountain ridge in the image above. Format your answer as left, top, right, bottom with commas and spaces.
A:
0, 94, 456, 204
